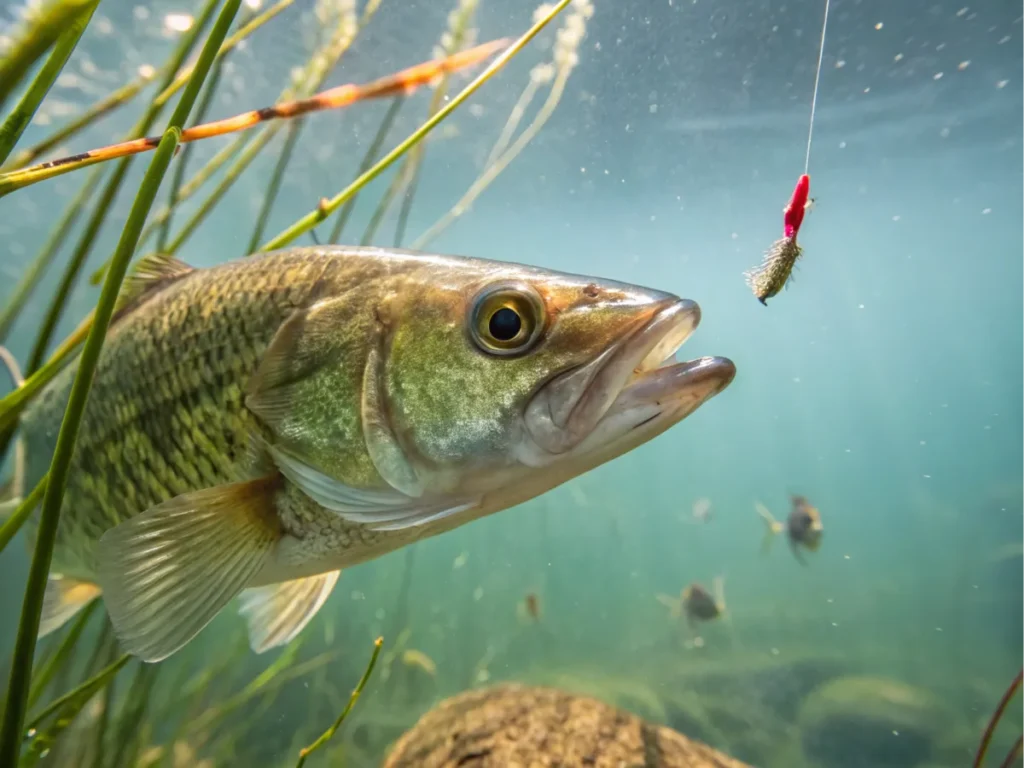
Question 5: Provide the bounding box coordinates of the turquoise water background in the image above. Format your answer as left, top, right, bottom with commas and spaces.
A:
1, 0, 1020, 765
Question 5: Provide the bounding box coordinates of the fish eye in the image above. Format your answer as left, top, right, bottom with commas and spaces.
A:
469, 283, 545, 356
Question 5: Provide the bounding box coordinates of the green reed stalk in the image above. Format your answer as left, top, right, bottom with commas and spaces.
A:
0, 475, 45, 555
260, 0, 572, 252
0, 0, 98, 166
25, 653, 130, 734
162, 123, 283, 255
0, 0, 241, 759
26, 599, 96, 711
158, 55, 227, 252
4, 0, 291, 175
0, 0, 96, 109
357, 150, 410, 247
91, 646, 120, 768
188, 649, 336, 737
413, 59, 574, 250
2, 78, 152, 172
21, 657, 128, 768
165, 0, 375, 257
102, 133, 254, 277
153, 0, 297, 109
0, 343, 73, 433
245, 117, 305, 254
23, 0, 223, 376
112, 664, 158, 768
368, 0, 476, 248
326, 96, 404, 244
295, 638, 383, 768
0, 167, 100, 343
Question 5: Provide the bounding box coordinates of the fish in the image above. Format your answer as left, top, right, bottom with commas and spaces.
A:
684, 496, 712, 524
517, 591, 541, 622
657, 577, 727, 630
756, 494, 824, 564
17, 245, 735, 663
401, 648, 437, 676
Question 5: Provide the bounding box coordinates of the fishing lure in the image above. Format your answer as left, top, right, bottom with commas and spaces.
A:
744, 174, 810, 305
745, 0, 829, 305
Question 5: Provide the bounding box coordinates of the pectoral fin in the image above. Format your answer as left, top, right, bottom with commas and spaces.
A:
267, 444, 476, 531
656, 593, 681, 619
39, 576, 101, 637
96, 476, 282, 663
755, 501, 782, 555
239, 570, 340, 653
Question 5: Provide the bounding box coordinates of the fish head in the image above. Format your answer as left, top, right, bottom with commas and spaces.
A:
377, 258, 735, 508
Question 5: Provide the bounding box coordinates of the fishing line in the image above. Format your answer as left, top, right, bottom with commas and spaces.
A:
804, 0, 831, 175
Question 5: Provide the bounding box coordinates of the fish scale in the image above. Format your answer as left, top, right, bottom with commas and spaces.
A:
22, 251, 339, 579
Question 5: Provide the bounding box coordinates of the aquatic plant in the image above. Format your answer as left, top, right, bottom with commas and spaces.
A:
0, 0, 98, 165
0, 0, 243, 759
296, 637, 383, 767
412, 0, 594, 248
0, 0, 581, 761
0, 0, 98, 108
973, 668, 1022, 768
358, 0, 479, 248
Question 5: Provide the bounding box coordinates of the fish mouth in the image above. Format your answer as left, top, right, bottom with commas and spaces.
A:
522, 298, 736, 460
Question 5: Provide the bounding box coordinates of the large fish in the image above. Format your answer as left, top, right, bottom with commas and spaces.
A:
19, 246, 735, 662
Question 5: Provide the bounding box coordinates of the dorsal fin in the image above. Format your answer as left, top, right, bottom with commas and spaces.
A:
113, 252, 194, 321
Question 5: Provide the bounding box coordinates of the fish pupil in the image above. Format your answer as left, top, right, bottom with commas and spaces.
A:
489, 307, 521, 341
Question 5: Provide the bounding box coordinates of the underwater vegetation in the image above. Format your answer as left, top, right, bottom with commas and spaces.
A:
0, 0, 1020, 766
0, 0, 636, 763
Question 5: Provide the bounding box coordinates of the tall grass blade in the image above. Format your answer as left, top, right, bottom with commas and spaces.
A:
295, 638, 383, 768
0, 0, 242, 759
0, 0, 96, 109
260, 0, 573, 251
0, 0, 99, 165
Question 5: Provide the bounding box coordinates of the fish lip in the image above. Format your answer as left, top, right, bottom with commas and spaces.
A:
617, 355, 737, 419
524, 298, 703, 454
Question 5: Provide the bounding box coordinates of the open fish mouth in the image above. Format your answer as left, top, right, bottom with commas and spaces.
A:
523, 297, 736, 459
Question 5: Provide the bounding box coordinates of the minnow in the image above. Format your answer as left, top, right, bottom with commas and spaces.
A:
756, 494, 823, 564
658, 577, 727, 630
744, 174, 811, 305
16, 245, 735, 662
517, 591, 541, 622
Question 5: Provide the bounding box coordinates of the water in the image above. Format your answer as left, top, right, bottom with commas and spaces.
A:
0, 0, 1021, 766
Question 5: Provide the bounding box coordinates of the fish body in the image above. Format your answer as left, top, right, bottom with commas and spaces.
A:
517, 591, 541, 622
787, 494, 823, 551
681, 578, 725, 625
755, 495, 823, 563
21, 246, 734, 662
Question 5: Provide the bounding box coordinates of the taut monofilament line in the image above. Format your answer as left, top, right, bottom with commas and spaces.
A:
804, 0, 830, 175
745, 0, 830, 305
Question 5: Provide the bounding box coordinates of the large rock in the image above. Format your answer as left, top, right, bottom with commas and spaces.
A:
382, 683, 751, 768
798, 676, 950, 768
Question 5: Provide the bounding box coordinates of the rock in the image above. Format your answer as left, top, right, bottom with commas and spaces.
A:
529, 668, 669, 724
382, 683, 752, 768
798, 676, 950, 768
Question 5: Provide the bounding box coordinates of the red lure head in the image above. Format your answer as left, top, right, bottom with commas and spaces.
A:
783, 174, 810, 239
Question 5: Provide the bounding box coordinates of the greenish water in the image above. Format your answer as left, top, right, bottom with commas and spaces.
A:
1, 0, 1020, 766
